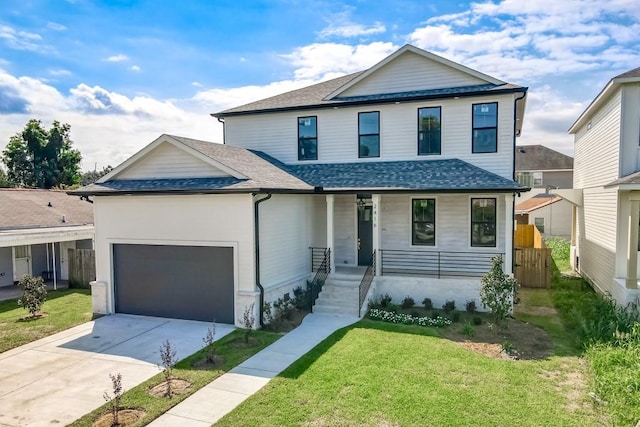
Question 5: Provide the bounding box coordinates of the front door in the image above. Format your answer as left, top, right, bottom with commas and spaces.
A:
357, 199, 373, 266
13, 245, 31, 281
59, 241, 76, 281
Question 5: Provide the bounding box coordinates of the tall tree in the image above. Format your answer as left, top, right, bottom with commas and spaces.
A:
81, 165, 113, 185
0, 168, 8, 188
1, 120, 82, 188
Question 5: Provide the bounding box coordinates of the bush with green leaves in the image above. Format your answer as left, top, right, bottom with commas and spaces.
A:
465, 300, 477, 313
480, 255, 519, 321
17, 275, 47, 317
442, 300, 456, 313
422, 297, 433, 310
400, 296, 415, 309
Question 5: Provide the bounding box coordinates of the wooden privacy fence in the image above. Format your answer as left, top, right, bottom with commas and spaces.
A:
68, 248, 96, 289
514, 224, 551, 288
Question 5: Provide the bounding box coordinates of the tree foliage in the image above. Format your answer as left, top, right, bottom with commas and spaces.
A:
81, 165, 113, 185
1, 119, 82, 188
17, 275, 48, 317
0, 168, 8, 188
480, 255, 519, 322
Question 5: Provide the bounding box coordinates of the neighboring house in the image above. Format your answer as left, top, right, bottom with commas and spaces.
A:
562, 66, 640, 305
515, 144, 574, 197
0, 189, 94, 287
515, 193, 572, 238
75, 45, 528, 325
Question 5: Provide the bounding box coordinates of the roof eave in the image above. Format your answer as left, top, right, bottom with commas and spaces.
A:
212, 86, 527, 118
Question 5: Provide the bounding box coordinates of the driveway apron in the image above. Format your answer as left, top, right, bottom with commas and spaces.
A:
0, 314, 234, 427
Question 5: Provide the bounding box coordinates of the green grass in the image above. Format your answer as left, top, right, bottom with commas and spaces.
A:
69, 329, 280, 427
216, 320, 599, 427
0, 288, 92, 353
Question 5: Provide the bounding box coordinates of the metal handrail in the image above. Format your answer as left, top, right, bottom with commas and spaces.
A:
380, 249, 502, 278
309, 247, 328, 272
358, 250, 376, 317
308, 248, 330, 312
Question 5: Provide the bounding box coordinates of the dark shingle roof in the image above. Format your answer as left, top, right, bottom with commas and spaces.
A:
515, 145, 573, 171
615, 66, 640, 79
253, 151, 526, 192
0, 189, 93, 230
605, 170, 640, 188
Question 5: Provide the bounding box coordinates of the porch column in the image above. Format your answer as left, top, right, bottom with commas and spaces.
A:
626, 199, 639, 289
571, 205, 577, 246
52, 243, 57, 291
504, 194, 514, 275
326, 194, 335, 272
372, 194, 381, 276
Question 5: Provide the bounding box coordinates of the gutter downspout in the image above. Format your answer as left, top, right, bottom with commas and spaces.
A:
511, 89, 528, 275
217, 117, 225, 144
254, 193, 272, 327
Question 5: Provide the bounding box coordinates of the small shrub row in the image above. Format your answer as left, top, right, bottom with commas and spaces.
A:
368, 308, 451, 328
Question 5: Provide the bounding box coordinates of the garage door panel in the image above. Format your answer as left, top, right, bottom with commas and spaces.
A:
113, 244, 234, 323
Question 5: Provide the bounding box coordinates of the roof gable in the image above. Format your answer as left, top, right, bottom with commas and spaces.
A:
515, 145, 573, 171
327, 45, 504, 99
99, 135, 246, 182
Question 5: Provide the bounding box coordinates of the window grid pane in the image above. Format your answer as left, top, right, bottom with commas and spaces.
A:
298, 116, 317, 160
359, 112, 380, 158
418, 107, 441, 155
412, 199, 435, 246
471, 198, 496, 247
472, 103, 497, 153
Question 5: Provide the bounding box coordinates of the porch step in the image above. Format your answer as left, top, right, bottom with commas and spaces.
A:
313, 275, 361, 317
313, 303, 359, 316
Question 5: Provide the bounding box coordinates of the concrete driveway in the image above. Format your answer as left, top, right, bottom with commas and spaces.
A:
0, 314, 234, 427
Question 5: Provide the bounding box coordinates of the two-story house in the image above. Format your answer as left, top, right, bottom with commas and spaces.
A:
562, 66, 640, 306
76, 45, 528, 325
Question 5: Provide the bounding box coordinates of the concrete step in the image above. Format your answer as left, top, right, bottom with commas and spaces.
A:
312, 304, 359, 317
317, 291, 358, 303
315, 298, 356, 310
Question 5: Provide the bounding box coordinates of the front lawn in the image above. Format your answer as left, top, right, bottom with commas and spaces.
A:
0, 288, 92, 353
216, 319, 600, 426
69, 329, 280, 427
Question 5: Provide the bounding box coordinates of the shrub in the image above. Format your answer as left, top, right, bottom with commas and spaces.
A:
480, 255, 519, 322
422, 297, 433, 310
368, 308, 451, 328
465, 300, 477, 314
385, 303, 399, 313
273, 297, 295, 321
451, 312, 461, 322
400, 296, 415, 309
17, 275, 47, 317
103, 372, 123, 426
462, 322, 476, 337
242, 303, 256, 343
159, 340, 177, 398
501, 340, 514, 355
472, 316, 482, 325
292, 286, 309, 310
442, 300, 456, 313
380, 293, 392, 308
202, 323, 216, 364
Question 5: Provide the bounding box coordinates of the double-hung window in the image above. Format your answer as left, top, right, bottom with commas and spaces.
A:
471, 198, 496, 247
418, 107, 441, 155
412, 199, 436, 246
298, 116, 317, 160
358, 111, 380, 158
472, 103, 498, 153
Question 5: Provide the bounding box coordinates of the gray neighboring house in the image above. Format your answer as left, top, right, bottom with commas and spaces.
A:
0, 189, 94, 287
515, 144, 574, 193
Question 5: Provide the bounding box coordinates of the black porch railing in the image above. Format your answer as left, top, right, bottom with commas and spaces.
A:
310, 247, 328, 272
380, 250, 502, 278
308, 248, 331, 312
358, 250, 376, 317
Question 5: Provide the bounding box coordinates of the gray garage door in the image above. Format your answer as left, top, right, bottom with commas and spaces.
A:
113, 244, 234, 323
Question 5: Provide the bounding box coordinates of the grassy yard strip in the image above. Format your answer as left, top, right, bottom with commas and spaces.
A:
0, 288, 92, 353
69, 329, 280, 427
216, 319, 599, 427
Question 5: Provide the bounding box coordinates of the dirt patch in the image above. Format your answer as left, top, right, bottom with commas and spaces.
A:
519, 306, 558, 316
18, 312, 49, 321
263, 309, 308, 333
191, 355, 225, 369
540, 359, 591, 413
440, 318, 554, 360
148, 378, 192, 398
93, 408, 145, 427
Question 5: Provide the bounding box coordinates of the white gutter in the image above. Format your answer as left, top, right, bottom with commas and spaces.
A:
0, 225, 94, 247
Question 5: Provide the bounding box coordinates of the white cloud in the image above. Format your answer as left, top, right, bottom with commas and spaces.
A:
0, 25, 50, 53
48, 69, 72, 76
130, 65, 141, 72
105, 54, 129, 62
319, 21, 386, 38
46, 22, 67, 31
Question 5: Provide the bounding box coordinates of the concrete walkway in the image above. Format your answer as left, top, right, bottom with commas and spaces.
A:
0, 314, 234, 427
148, 313, 359, 426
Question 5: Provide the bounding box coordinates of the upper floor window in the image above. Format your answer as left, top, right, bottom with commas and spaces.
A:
298, 116, 317, 160
471, 198, 496, 247
412, 199, 436, 246
418, 107, 441, 155
472, 102, 498, 153
358, 111, 380, 158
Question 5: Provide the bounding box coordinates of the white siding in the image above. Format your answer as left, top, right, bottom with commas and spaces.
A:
574, 89, 622, 188
93, 194, 254, 323
116, 142, 230, 180
225, 94, 516, 178
334, 194, 357, 266
259, 195, 312, 290
339, 51, 487, 97
577, 187, 618, 295
379, 193, 506, 253
620, 84, 640, 177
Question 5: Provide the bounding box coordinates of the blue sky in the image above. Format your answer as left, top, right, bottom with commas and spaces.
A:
0, 0, 639, 171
